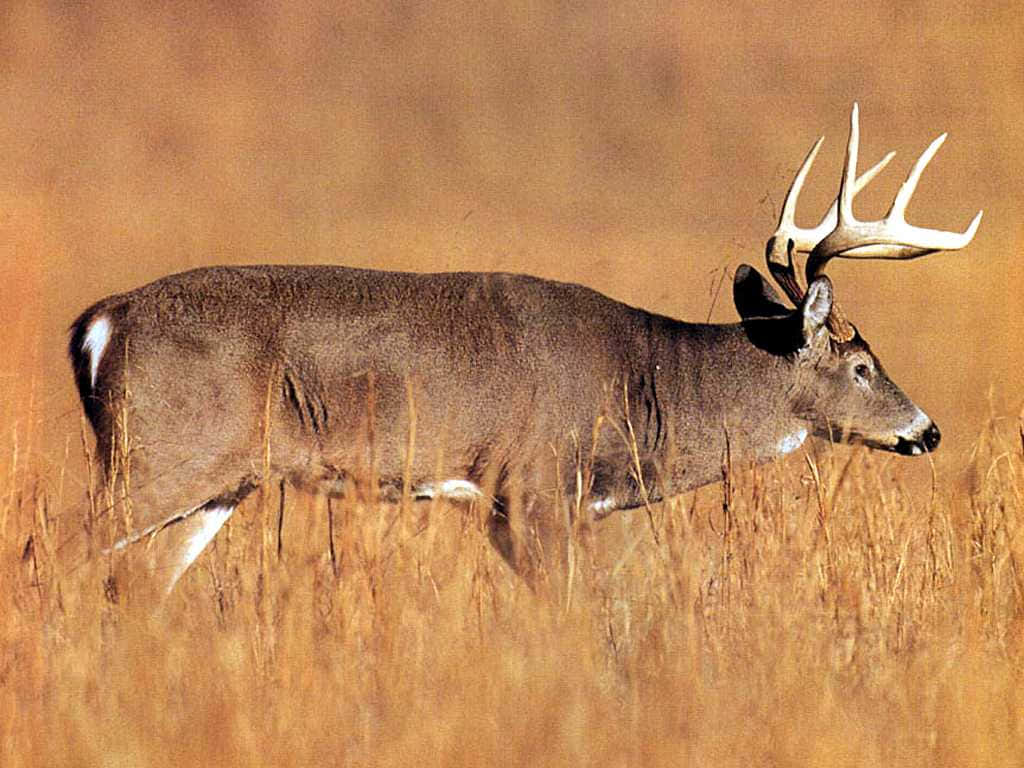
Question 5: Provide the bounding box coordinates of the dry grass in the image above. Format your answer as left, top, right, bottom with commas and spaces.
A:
3, 403, 1024, 766
1, 2, 1021, 765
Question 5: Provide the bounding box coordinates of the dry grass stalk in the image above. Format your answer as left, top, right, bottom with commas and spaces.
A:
3, 404, 1024, 766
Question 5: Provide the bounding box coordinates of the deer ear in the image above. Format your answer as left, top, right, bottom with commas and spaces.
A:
733, 264, 789, 321
801, 276, 833, 342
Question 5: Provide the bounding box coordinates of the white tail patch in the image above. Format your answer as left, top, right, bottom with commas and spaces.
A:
81, 315, 112, 388
166, 504, 234, 593
413, 479, 484, 501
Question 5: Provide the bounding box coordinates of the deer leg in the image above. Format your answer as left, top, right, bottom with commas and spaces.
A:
487, 494, 547, 587
146, 501, 236, 596
486, 496, 519, 571
486, 492, 570, 591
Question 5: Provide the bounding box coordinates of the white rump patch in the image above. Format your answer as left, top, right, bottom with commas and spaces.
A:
777, 428, 809, 456
81, 315, 112, 388
413, 479, 484, 501
167, 504, 234, 593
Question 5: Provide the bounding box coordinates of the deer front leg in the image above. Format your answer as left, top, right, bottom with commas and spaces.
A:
486, 492, 574, 592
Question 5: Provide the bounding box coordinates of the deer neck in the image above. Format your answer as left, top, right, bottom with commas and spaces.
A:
642, 320, 809, 493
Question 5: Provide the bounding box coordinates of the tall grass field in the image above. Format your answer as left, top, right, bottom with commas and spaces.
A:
1, 2, 1021, 765
3, 400, 1023, 765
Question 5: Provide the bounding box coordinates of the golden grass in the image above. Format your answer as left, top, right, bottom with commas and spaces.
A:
1, 3, 1021, 765
3, 405, 1023, 767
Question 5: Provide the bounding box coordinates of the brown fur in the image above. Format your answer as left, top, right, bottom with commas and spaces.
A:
70, 263, 936, 589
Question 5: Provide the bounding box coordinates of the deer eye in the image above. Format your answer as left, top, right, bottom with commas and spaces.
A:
853, 363, 872, 381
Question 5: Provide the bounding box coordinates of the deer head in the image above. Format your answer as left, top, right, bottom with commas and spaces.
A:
737, 104, 982, 455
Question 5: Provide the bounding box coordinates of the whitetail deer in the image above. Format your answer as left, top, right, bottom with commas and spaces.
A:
70, 105, 981, 593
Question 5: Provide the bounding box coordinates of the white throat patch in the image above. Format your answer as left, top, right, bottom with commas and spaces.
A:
777, 428, 809, 456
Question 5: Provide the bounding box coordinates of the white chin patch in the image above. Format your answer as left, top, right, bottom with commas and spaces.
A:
909, 444, 923, 456
777, 428, 809, 456
413, 479, 484, 501
81, 315, 112, 388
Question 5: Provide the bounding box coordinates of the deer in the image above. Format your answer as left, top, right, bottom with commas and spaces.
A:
69, 105, 981, 595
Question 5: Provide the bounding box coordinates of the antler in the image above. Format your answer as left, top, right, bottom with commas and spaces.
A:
765, 103, 983, 341
766, 135, 894, 307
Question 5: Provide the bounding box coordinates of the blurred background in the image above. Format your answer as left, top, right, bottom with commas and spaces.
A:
1, 0, 1020, 472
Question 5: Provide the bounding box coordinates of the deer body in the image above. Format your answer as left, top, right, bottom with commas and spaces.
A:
68, 262, 921, 589
73, 266, 819, 491
70, 106, 979, 593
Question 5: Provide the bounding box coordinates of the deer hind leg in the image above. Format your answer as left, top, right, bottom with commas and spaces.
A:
148, 502, 236, 595
120, 501, 238, 597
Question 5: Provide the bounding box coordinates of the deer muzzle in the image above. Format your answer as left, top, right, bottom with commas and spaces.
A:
894, 422, 941, 456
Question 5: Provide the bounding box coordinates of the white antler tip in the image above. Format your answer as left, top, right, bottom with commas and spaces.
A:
914, 133, 948, 172
778, 135, 826, 228
964, 210, 983, 239
806, 135, 826, 165
853, 150, 896, 195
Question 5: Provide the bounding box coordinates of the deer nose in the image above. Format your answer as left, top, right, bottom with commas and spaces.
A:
922, 422, 941, 452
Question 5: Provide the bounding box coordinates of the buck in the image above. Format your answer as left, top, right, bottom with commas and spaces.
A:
71, 105, 981, 593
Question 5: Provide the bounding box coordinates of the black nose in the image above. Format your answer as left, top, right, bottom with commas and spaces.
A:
922, 422, 941, 452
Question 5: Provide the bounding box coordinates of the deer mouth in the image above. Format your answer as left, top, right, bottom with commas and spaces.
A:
893, 437, 927, 456
891, 423, 941, 456
829, 422, 941, 455
865, 422, 941, 456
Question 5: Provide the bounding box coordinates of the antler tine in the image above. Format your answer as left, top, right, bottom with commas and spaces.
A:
806, 104, 984, 283
806, 150, 896, 251
889, 132, 944, 221
781, 136, 824, 237
765, 136, 823, 306
837, 102, 860, 224
766, 117, 896, 307
882, 132, 985, 249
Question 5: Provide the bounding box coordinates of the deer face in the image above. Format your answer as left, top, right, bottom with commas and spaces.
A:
734, 264, 941, 456
740, 105, 979, 456
799, 329, 941, 456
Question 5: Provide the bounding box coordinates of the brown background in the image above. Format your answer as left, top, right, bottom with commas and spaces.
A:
2, 1, 1020, 472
